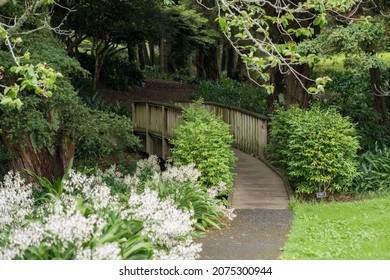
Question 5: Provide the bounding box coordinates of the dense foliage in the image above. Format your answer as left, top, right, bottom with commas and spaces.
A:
78, 53, 145, 91
193, 76, 268, 115
0, 156, 233, 260
314, 70, 390, 151
353, 146, 390, 193
268, 106, 360, 194
169, 102, 236, 197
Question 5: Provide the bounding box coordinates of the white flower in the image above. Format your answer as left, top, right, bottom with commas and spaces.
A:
161, 163, 201, 184
64, 170, 120, 211
0, 171, 34, 230
126, 188, 196, 253
207, 181, 228, 198
153, 238, 202, 260
76, 243, 121, 260
135, 155, 161, 176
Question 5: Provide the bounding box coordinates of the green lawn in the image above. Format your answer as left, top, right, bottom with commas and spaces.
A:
280, 195, 390, 259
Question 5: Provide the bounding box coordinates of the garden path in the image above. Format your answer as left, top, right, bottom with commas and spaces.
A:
199, 150, 293, 260
231, 149, 290, 209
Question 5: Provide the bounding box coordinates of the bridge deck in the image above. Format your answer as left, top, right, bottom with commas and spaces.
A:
231, 149, 290, 209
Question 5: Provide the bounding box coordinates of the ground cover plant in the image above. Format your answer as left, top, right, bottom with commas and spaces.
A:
0, 156, 233, 260
353, 146, 390, 193
281, 195, 390, 259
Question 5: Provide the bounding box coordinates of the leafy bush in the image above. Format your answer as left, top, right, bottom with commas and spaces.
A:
169, 101, 236, 196
193, 76, 268, 114
0, 80, 139, 163
353, 146, 390, 193
75, 109, 139, 160
268, 105, 360, 194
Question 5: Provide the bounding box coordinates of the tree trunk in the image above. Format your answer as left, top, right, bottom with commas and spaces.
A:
234, 55, 245, 81
127, 42, 137, 63
0, 110, 75, 180
267, 67, 285, 114
92, 53, 104, 90
159, 37, 165, 74
141, 42, 151, 66
203, 46, 220, 80
369, 67, 389, 126
138, 44, 146, 70
285, 64, 312, 108
226, 43, 236, 79
221, 44, 227, 73
196, 50, 206, 79
149, 42, 155, 66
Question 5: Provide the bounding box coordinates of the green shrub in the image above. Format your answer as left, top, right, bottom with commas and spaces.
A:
169, 101, 236, 196
193, 76, 268, 114
354, 146, 390, 193
268, 105, 360, 194
75, 109, 139, 161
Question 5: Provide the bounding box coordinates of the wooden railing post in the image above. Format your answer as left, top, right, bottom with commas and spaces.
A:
161, 106, 168, 159
145, 103, 151, 155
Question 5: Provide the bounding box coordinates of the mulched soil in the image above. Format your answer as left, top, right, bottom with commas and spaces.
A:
100, 78, 197, 111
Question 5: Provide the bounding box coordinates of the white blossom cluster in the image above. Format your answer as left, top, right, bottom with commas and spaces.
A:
0, 194, 107, 260
64, 170, 120, 211
0, 171, 34, 230
135, 155, 161, 177
207, 181, 228, 198
161, 163, 201, 184
153, 238, 202, 260
76, 242, 121, 260
125, 188, 201, 259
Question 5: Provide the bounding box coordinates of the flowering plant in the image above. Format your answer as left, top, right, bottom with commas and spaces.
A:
0, 156, 235, 260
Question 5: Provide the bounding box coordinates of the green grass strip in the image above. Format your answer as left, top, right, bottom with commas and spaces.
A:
281, 195, 390, 259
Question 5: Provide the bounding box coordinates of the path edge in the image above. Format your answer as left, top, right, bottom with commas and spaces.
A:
259, 158, 294, 201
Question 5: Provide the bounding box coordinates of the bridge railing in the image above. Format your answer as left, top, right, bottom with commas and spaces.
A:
132, 101, 268, 160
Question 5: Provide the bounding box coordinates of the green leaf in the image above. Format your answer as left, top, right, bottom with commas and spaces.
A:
24, 52, 31, 60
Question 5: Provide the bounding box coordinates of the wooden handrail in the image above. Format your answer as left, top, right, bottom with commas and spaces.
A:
132, 101, 268, 160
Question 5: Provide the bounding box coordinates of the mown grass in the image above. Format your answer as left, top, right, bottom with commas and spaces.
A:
280, 194, 390, 259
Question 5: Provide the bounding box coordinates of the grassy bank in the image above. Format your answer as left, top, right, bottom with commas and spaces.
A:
280, 195, 390, 259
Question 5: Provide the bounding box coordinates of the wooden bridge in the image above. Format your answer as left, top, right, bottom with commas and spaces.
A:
131, 101, 291, 209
